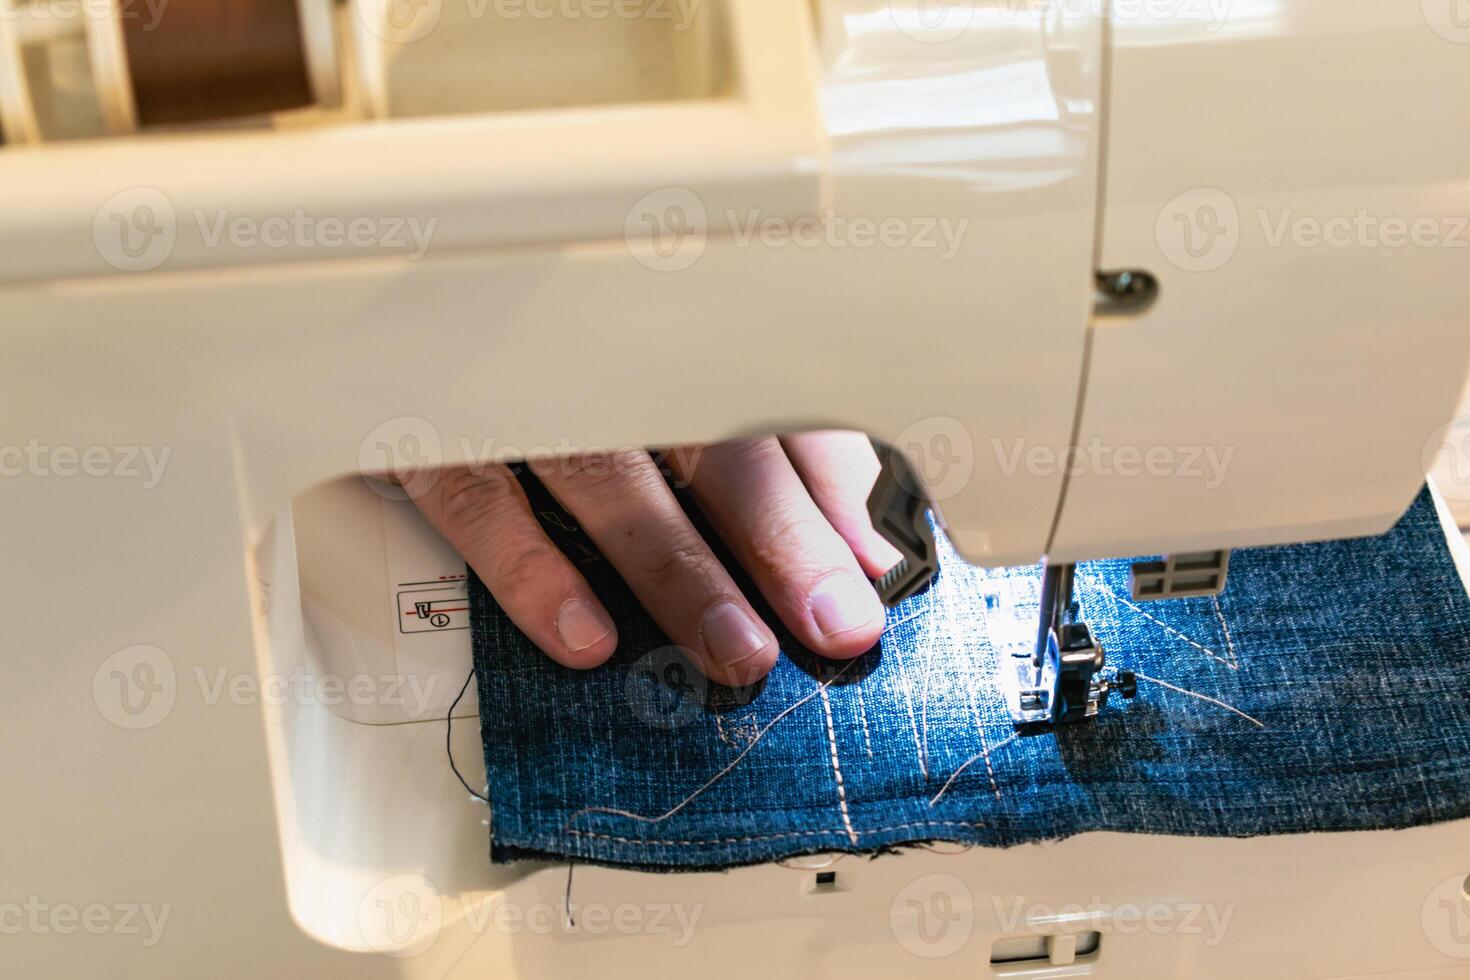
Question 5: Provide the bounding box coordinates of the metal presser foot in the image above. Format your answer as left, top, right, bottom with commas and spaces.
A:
1005, 563, 1135, 727
864, 444, 1134, 728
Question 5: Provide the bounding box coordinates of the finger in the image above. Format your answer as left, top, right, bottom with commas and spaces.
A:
410, 465, 618, 669
781, 430, 904, 579
529, 450, 779, 687
669, 439, 886, 659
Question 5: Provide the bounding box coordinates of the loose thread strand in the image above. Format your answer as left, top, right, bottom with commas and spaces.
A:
563, 660, 856, 831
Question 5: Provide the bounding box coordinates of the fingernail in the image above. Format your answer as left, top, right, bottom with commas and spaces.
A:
556, 598, 614, 653
809, 571, 883, 638
700, 601, 773, 672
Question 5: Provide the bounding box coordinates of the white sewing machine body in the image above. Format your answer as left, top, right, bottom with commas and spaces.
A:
2, 0, 1469, 975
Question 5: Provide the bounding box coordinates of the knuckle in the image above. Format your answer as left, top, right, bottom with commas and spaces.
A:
434, 467, 518, 528
713, 438, 782, 473
800, 467, 852, 512
547, 450, 658, 501
745, 511, 825, 577
491, 540, 567, 591
642, 536, 723, 589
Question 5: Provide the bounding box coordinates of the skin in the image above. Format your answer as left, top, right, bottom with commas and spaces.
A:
406, 431, 902, 686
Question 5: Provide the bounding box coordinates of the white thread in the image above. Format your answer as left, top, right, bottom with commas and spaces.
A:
818, 683, 859, 844
563, 660, 856, 831
928, 732, 1021, 807
917, 572, 963, 778
1211, 595, 1239, 667
882, 606, 930, 637
1133, 672, 1265, 728
919, 630, 937, 775
1085, 573, 1237, 670
958, 641, 1002, 802
565, 819, 986, 847
885, 642, 929, 778
854, 682, 874, 758
975, 728, 1001, 802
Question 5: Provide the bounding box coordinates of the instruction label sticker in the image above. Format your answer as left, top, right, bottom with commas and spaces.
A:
378, 493, 475, 716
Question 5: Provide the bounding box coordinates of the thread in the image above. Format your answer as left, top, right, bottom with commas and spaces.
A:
447, 668, 490, 804
928, 732, 1020, 807
563, 660, 856, 832
1133, 672, 1266, 728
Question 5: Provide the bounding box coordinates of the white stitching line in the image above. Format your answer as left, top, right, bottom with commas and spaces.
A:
916, 579, 949, 778
818, 682, 859, 844
562, 661, 855, 832
1083, 572, 1237, 670
965, 586, 1005, 803
854, 682, 874, 758
929, 732, 1021, 807
976, 726, 1000, 802
917, 598, 945, 779
565, 820, 986, 847
884, 641, 929, 778
966, 660, 1002, 803
1211, 594, 1239, 667
919, 639, 934, 774
951, 622, 1002, 803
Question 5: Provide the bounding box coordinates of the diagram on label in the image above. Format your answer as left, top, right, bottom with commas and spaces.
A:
396, 577, 469, 634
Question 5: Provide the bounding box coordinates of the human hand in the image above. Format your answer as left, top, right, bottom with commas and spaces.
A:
405, 432, 902, 686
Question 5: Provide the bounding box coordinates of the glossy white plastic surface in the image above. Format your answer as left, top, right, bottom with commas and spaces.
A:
2, 1, 1468, 975
0, 0, 1100, 569
1051, 2, 1470, 561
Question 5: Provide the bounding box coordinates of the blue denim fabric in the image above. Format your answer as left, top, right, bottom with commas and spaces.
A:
470, 480, 1470, 870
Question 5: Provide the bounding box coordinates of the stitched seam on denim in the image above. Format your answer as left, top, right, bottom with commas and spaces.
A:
566, 820, 986, 846
884, 640, 928, 777
1083, 571, 1236, 670
818, 682, 858, 844
968, 664, 1002, 803
1211, 595, 1239, 667
558, 660, 858, 833
918, 618, 939, 777
930, 731, 1022, 807
854, 682, 874, 758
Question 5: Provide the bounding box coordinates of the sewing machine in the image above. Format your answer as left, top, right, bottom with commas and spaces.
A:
4, 0, 1470, 975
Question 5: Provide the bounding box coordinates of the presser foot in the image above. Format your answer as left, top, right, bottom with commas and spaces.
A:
1003, 622, 1136, 727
